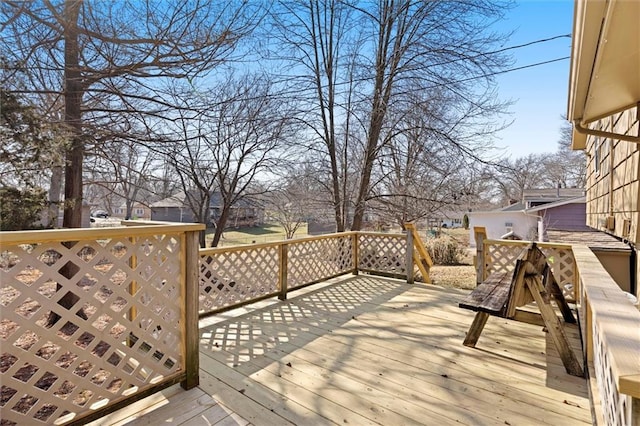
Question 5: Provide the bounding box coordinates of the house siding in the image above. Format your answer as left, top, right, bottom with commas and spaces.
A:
585, 107, 639, 244
542, 203, 590, 231
151, 207, 196, 223
468, 212, 538, 247
583, 106, 639, 298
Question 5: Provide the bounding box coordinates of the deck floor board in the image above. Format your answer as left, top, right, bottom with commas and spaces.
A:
94, 276, 592, 426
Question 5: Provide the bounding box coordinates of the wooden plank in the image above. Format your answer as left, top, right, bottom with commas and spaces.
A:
116, 392, 220, 426
458, 271, 511, 314
266, 340, 592, 426
198, 369, 298, 426
211, 412, 250, 426
84, 384, 185, 426
206, 291, 588, 395
199, 352, 374, 426
207, 346, 465, 425
202, 306, 591, 424
0, 222, 205, 244
286, 336, 592, 424
525, 276, 584, 377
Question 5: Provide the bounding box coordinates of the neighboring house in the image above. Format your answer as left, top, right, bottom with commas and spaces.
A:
424, 210, 466, 229
150, 191, 262, 228
567, 0, 639, 298
112, 202, 151, 220
469, 188, 589, 245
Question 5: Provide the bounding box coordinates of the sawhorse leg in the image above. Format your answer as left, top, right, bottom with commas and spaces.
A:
463, 311, 490, 347
543, 266, 576, 323
526, 276, 584, 377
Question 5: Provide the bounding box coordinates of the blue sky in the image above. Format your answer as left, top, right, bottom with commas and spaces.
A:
492, 0, 574, 158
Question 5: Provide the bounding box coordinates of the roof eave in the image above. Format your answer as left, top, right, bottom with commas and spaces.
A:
567, 0, 640, 145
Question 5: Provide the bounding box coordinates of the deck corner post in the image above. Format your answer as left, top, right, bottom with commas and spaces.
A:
182, 229, 201, 390
278, 243, 288, 300
406, 228, 414, 284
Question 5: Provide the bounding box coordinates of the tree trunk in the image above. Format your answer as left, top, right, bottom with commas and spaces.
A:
47, 165, 63, 228
210, 205, 232, 247
350, 110, 384, 230
62, 0, 84, 229
49, 0, 85, 327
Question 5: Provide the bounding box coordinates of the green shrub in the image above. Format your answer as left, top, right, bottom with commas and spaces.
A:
424, 235, 466, 265
0, 186, 47, 231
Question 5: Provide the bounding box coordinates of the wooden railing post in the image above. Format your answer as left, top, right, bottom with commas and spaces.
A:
278, 243, 288, 300
474, 227, 487, 285
181, 229, 201, 390
406, 228, 414, 284
404, 223, 432, 283
352, 232, 359, 275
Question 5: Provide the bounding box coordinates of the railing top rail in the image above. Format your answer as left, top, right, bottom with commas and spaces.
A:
573, 245, 640, 398
200, 231, 359, 255
483, 238, 574, 249
200, 230, 408, 255
357, 231, 406, 238
0, 223, 205, 245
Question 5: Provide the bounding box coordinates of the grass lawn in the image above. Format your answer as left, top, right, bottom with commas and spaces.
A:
208, 223, 309, 246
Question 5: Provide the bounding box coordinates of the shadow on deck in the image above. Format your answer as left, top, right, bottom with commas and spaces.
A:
91, 275, 591, 426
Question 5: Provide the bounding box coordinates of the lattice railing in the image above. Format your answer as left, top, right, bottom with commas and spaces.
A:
288, 235, 354, 289
0, 224, 202, 425
482, 240, 577, 301
357, 233, 408, 277
198, 231, 414, 316
573, 245, 640, 426
199, 244, 280, 314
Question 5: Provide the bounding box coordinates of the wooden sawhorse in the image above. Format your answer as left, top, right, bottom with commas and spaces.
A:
459, 243, 583, 377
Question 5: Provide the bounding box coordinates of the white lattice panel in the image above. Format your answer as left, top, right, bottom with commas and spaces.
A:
485, 243, 576, 301
288, 236, 354, 289
199, 246, 279, 313
592, 318, 633, 425
357, 234, 407, 276
0, 234, 184, 425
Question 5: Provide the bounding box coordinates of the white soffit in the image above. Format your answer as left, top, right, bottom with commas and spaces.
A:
569, 0, 640, 124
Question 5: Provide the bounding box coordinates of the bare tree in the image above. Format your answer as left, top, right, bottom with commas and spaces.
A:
491, 153, 553, 204
88, 134, 158, 219
269, 1, 512, 230
268, 0, 362, 231
264, 187, 307, 240
202, 74, 297, 247
160, 74, 296, 247
163, 97, 219, 247
489, 118, 587, 206
1, 0, 262, 227
548, 117, 586, 188
371, 98, 478, 228
349, 0, 512, 229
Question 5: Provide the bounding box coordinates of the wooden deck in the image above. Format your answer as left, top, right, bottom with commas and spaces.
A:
90, 276, 592, 426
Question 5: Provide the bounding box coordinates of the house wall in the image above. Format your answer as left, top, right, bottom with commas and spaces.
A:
113, 204, 152, 220
468, 212, 538, 247
542, 203, 590, 231
151, 207, 196, 223
583, 106, 639, 298
585, 107, 639, 240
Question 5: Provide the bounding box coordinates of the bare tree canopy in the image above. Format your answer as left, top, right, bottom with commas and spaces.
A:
1, 0, 262, 227
268, 0, 513, 230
